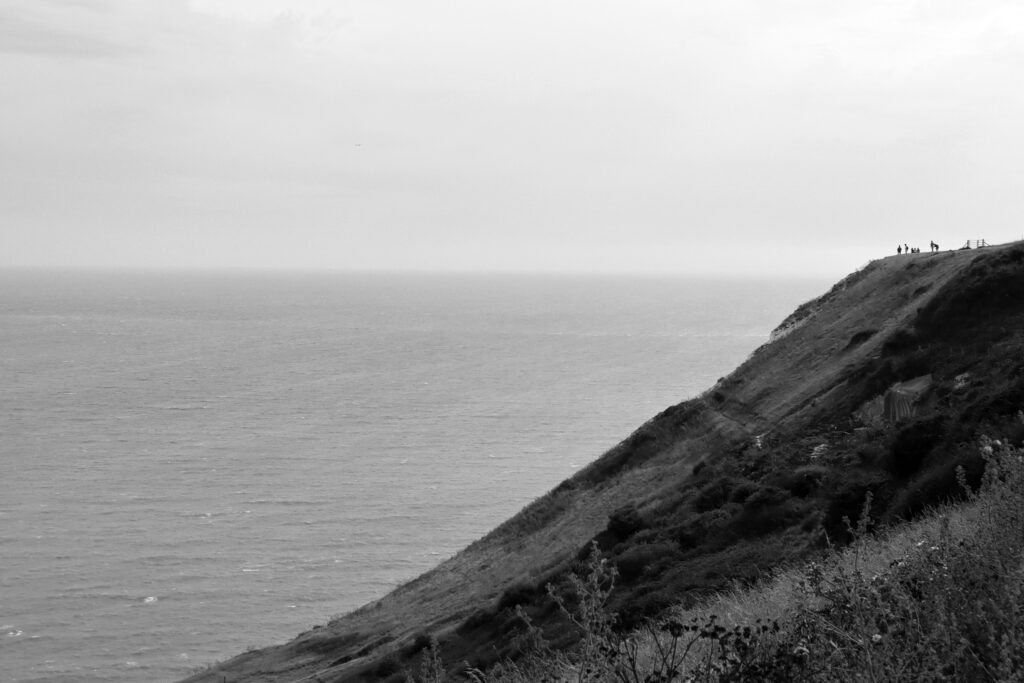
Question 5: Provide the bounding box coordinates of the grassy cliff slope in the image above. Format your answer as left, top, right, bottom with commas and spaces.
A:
185, 241, 1024, 683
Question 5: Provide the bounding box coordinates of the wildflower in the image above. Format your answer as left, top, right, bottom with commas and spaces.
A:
793, 645, 810, 657
871, 634, 883, 644
662, 620, 685, 638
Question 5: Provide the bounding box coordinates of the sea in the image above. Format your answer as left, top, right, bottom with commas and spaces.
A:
0, 270, 828, 682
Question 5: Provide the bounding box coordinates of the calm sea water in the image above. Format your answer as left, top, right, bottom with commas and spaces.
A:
0, 270, 826, 682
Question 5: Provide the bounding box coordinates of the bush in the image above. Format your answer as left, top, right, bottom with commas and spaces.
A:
606, 504, 644, 539
728, 480, 759, 504
457, 609, 496, 635
773, 466, 828, 498
408, 632, 432, 654
694, 477, 736, 512
822, 483, 875, 541
885, 446, 985, 520
733, 487, 802, 538
675, 507, 736, 552
742, 484, 789, 510
885, 417, 945, 478
1007, 418, 1024, 447
497, 582, 539, 612
612, 542, 681, 583
882, 328, 920, 355
615, 588, 677, 630
372, 654, 399, 678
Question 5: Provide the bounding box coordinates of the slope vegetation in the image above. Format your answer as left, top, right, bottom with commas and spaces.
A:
185, 241, 1024, 683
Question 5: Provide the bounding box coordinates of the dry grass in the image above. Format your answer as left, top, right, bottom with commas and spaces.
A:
667, 496, 976, 632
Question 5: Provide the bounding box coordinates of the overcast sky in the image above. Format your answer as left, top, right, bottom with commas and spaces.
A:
2, 1, 1023, 276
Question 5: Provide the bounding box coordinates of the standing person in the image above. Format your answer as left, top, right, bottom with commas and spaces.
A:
905, 243, 909, 254
898, 245, 903, 255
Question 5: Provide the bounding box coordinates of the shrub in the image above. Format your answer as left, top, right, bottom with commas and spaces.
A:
606, 504, 644, 539
457, 609, 496, 635
733, 487, 802, 538
612, 542, 681, 583
615, 588, 677, 630
882, 328, 919, 355
915, 253, 1024, 344
773, 466, 828, 498
728, 480, 759, 504
694, 477, 736, 512
885, 446, 984, 520
409, 632, 432, 654
675, 508, 736, 552
742, 484, 789, 510
885, 417, 945, 478
372, 654, 399, 678
1007, 417, 1024, 447
498, 582, 539, 612
822, 483, 875, 541
405, 636, 446, 683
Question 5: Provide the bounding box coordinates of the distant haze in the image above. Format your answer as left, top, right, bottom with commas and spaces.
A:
3, 1, 1023, 276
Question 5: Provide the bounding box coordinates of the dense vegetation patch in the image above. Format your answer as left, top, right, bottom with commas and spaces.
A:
405, 432, 1024, 682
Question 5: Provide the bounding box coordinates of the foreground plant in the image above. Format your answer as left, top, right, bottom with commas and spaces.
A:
771, 429, 1024, 681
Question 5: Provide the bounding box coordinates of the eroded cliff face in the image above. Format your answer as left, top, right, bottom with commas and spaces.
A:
185, 243, 1024, 683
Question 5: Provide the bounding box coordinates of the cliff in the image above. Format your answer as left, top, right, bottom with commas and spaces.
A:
185, 241, 1024, 682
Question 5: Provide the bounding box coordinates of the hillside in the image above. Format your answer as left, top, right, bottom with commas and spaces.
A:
185, 241, 1024, 683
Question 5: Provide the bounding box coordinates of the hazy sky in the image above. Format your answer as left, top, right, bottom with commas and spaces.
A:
3, 1, 1024, 275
